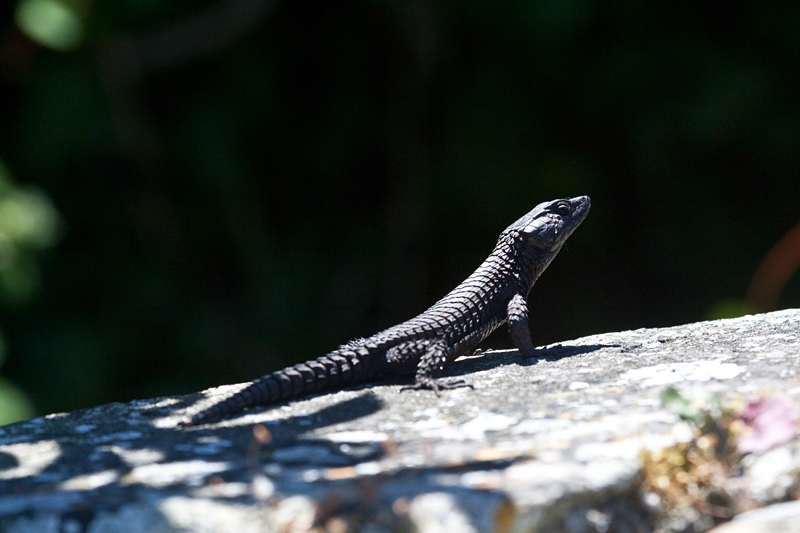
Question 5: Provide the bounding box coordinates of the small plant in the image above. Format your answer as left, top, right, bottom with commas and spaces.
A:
640, 387, 799, 531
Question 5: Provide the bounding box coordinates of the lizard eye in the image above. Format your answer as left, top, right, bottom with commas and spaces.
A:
555, 201, 570, 215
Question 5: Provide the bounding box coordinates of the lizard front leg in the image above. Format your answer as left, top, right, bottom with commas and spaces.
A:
387, 339, 471, 395
507, 293, 538, 358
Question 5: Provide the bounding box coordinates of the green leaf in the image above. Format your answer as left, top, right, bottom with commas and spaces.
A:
0, 377, 36, 426
661, 386, 700, 421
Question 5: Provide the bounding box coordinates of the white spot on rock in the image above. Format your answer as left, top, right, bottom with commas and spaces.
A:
619, 360, 745, 388
568, 381, 590, 391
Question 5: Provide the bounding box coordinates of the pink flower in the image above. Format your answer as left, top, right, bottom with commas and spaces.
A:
737, 397, 799, 454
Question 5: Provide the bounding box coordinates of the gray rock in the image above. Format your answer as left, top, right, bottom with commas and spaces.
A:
707, 500, 800, 533
1, 309, 799, 532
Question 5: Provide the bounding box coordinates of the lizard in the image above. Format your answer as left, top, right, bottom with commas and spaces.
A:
180, 195, 590, 426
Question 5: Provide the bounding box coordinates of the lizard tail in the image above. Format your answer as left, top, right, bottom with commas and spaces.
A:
179, 349, 370, 426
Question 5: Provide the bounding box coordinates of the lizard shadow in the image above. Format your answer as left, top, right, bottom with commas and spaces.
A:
175, 391, 386, 440
442, 343, 620, 378
262, 392, 385, 443
175, 344, 615, 431
241, 344, 620, 467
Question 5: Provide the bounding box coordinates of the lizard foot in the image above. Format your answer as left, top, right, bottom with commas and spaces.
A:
400, 378, 473, 396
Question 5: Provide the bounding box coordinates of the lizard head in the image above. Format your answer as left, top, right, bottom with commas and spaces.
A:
505, 196, 591, 253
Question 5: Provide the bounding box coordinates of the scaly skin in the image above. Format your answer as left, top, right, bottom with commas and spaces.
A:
181, 196, 590, 425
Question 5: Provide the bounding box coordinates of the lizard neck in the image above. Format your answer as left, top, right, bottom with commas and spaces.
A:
495, 231, 559, 295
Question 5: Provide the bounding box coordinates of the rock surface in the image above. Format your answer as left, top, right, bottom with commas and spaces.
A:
1, 309, 800, 532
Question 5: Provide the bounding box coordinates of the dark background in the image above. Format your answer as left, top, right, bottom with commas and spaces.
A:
0, 0, 798, 422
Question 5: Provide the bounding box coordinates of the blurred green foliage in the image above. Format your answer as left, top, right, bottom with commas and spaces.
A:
0, 159, 58, 423
0, 0, 798, 420
14, 0, 84, 52
0, 322, 36, 424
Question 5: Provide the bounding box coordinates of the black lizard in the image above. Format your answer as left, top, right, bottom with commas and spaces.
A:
181, 196, 590, 425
